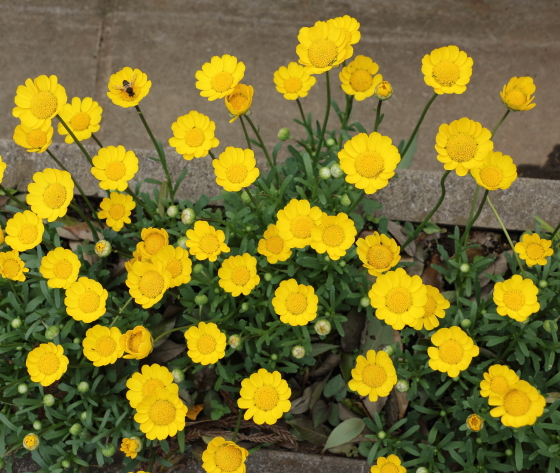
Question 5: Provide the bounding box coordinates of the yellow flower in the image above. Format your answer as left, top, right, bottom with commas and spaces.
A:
126, 260, 171, 309
169, 111, 219, 161
26, 342, 69, 386
374, 81, 393, 101
136, 227, 169, 260
338, 132, 401, 194
23, 433, 40, 451
64, 277, 108, 323
218, 254, 260, 297
57, 97, 102, 143
369, 454, 406, 473
0, 156, 6, 184
120, 437, 142, 460
98, 192, 136, 232
106, 67, 151, 108
82, 325, 124, 367
257, 224, 292, 264
27, 168, 74, 222
348, 350, 397, 402
0, 251, 28, 282
134, 386, 187, 440
39, 247, 80, 289
428, 326, 479, 377
238, 369, 291, 425
501, 76, 536, 112
276, 199, 323, 249
489, 380, 546, 428
91, 145, 139, 192
479, 364, 519, 398
421, 45, 473, 95
186, 221, 230, 262
5, 210, 44, 252
120, 326, 153, 360
356, 231, 400, 277
410, 285, 450, 331
470, 151, 517, 191
296, 21, 352, 74
152, 245, 192, 288
327, 15, 361, 45
13, 122, 53, 153
196, 55, 246, 101
272, 279, 318, 326
466, 414, 484, 432
369, 268, 427, 330
13, 75, 67, 128
212, 147, 260, 192
225, 84, 253, 122
435, 117, 494, 177
202, 437, 249, 473
493, 275, 540, 322
185, 322, 227, 365
339, 56, 382, 101
273, 62, 316, 101
0, 227, 4, 245
514, 233, 553, 267
126, 363, 179, 408
310, 212, 357, 260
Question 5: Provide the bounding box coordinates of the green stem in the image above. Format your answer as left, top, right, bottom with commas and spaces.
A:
296, 98, 315, 151
550, 220, 560, 241
314, 70, 331, 162
56, 115, 94, 166
460, 185, 480, 249
8, 280, 23, 306
373, 99, 383, 132
109, 295, 133, 328
125, 185, 152, 219
401, 92, 438, 160
153, 324, 192, 344
239, 116, 252, 150
461, 189, 489, 248
338, 94, 354, 148
293, 139, 312, 155
0, 183, 26, 208
209, 150, 217, 160
69, 202, 100, 242
491, 110, 510, 138
244, 189, 265, 229
347, 189, 365, 214
91, 134, 103, 148
232, 409, 244, 442
245, 116, 274, 170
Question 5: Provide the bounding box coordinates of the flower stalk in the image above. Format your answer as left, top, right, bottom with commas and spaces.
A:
400, 92, 438, 160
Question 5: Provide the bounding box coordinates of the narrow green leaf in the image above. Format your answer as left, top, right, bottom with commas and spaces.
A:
323, 418, 365, 451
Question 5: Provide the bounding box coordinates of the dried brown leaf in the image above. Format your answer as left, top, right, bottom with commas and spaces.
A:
146, 339, 185, 364
479, 251, 510, 288
362, 396, 388, 418
341, 308, 366, 352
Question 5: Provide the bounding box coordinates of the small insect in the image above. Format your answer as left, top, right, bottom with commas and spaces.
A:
112, 73, 137, 97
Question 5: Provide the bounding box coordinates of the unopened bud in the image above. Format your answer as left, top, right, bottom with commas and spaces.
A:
539, 280, 548, 289
383, 345, 395, 356
340, 194, 351, 207
291, 345, 306, 359
181, 208, 196, 225
326, 138, 336, 147
338, 260, 346, 268
241, 191, 251, 204
416, 469, 429, 473
278, 127, 291, 141
95, 240, 112, 257
77, 381, 89, 393
319, 167, 331, 180
374, 81, 393, 101
505, 449, 513, 456
45, 325, 60, 340
314, 319, 332, 336
18, 383, 28, 394
166, 205, 179, 218
61, 459, 71, 469
377, 431, 386, 440
69, 423, 82, 436
80, 411, 87, 421
11, 318, 22, 329
193, 264, 204, 274
23, 433, 40, 451
101, 444, 116, 457
544, 320, 558, 333
360, 296, 371, 308
323, 255, 330, 262
194, 294, 208, 305
73, 337, 81, 344
43, 394, 55, 407
395, 379, 409, 393
264, 273, 272, 282
172, 369, 185, 383
460, 263, 470, 273
460, 319, 472, 329
240, 302, 249, 312
228, 334, 243, 350
33, 421, 42, 431
330, 163, 344, 178
270, 353, 278, 361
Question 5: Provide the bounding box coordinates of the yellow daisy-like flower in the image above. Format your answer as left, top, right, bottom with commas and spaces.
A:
435, 117, 494, 177
152, 245, 192, 288
296, 21, 352, 74
57, 97, 102, 143
0, 156, 6, 183
13, 122, 53, 153
421, 45, 473, 95
514, 233, 553, 267
5, 210, 44, 252
186, 221, 230, 262
348, 350, 397, 402
257, 224, 292, 264
91, 145, 139, 192
375, 81, 393, 101
410, 285, 450, 331
185, 322, 227, 365
196, 55, 246, 101
26, 342, 69, 387
64, 277, 108, 323
136, 227, 169, 260
169, 111, 219, 161
470, 151, 517, 191
238, 369, 291, 425
212, 147, 260, 192
82, 325, 124, 367
369, 268, 427, 330
0, 226, 4, 244
27, 168, 74, 222
479, 364, 519, 398
489, 380, 546, 428
369, 454, 406, 473
493, 275, 540, 322
120, 326, 153, 360
98, 192, 136, 232
356, 231, 400, 277
39, 247, 80, 289
13, 75, 67, 128
134, 386, 187, 440
428, 326, 479, 378
224, 84, 253, 123
120, 437, 142, 460
338, 132, 401, 194
23, 434, 40, 451
272, 279, 318, 326
126, 260, 171, 309
126, 363, 179, 408
466, 414, 484, 432
218, 254, 260, 297
0, 251, 29, 282
310, 212, 357, 260
273, 62, 316, 101
327, 15, 361, 45
339, 56, 382, 101
276, 199, 323, 249
202, 437, 249, 473
107, 67, 151, 108
501, 76, 536, 112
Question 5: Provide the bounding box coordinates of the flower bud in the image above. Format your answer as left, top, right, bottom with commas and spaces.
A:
270, 353, 278, 361
18, 383, 28, 394
45, 325, 60, 340
505, 449, 513, 457
166, 205, 179, 218
61, 459, 71, 469
195, 294, 208, 305
340, 194, 351, 207
475, 437, 483, 445
23, 433, 40, 451
241, 191, 251, 204
360, 296, 371, 308
214, 287, 220, 294
101, 444, 116, 457
383, 345, 395, 356
323, 255, 330, 262
245, 109, 252, 116
314, 319, 332, 336
543, 320, 558, 333
539, 279, 548, 289
460, 263, 470, 273
240, 302, 249, 312
245, 225, 252, 232
440, 410, 447, 417
77, 381, 90, 393
330, 163, 343, 179
264, 273, 273, 282
69, 423, 82, 436
395, 379, 409, 393
80, 411, 87, 421
94, 240, 112, 257
416, 469, 429, 473
193, 263, 204, 274
181, 208, 196, 225
278, 127, 291, 141
452, 376, 460, 382
172, 369, 185, 383
319, 167, 331, 180
43, 394, 55, 407
326, 138, 336, 148
33, 421, 42, 431
466, 413, 484, 432
338, 260, 346, 268
291, 345, 306, 359
59, 323, 65, 329
374, 81, 393, 101
11, 318, 22, 329
377, 431, 386, 440
460, 319, 472, 329
228, 334, 243, 350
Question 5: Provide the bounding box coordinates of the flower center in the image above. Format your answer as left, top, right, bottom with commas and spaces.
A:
53, 260, 73, 279
432, 61, 460, 87
362, 364, 387, 388
149, 399, 176, 425
231, 267, 250, 286
185, 128, 205, 147
166, 259, 182, 278
505, 89, 527, 108
30, 91, 57, 119
290, 215, 314, 239
526, 243, 544, 260
43, 183, 67, 209
284, 77, 302, 93
503, 389, 531, 416
446, 133, 478, 163
19, 224, 39, 245
503, 290, 525, 311
308, 39, 338, 69
355, 152, 384, 178
197, 334, 217, 354
96, 336, 116, 357
385, 287, 412, 314
144, 233, 166, 255
139, 270, 165, 299
105, 162, 127, 181
380, 463, 399, 473
24, 435, 38, 449
350, 69, 373, 92
490, 375, 509, 395
78, 290, 101, 313
253, 385, 279, 411
228, 92, 249, 112
142, 378, 165, 397
286, 292, 308, 315
323, 225, 345, 247
211, 72, 234, 92
129, 332, 143, 352
438, 339, 464, 365
38, 352, 60, 375
424, 295, 437, 317
200, 234, 220, 254
226, 164, 248, 183
2, 259, 20, 279
479, 166, 503, 188
266, 236, 284, 255
215, 444, 243, 472
118, 85, 139, 101
27, 129, 48, 148
70, 112, 91, 131
367, 245, 393, 269
109, 203, 125, 220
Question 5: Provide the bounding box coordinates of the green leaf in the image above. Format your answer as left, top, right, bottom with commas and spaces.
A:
397, 133, 417, 169
157, 180, 169, 217
515, 440, 523, 471
323, 418, 365, 451
0, 413, 17, 430
287, 418, 331, 447
311, 344, 339, 357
